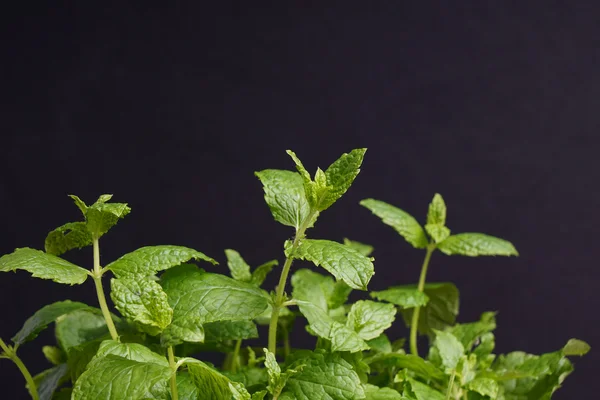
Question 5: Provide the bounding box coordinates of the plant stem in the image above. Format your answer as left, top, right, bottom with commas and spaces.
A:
268, 211, 315, 355
231, 339, 242, 373
92, 238, 119, 341
445, 369, 456, 400
0, 338, 39, 400
168, 346, 178, 400
409, 243, 435, 356
283, 327, 291, 359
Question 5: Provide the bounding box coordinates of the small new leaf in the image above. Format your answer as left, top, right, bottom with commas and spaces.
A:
0, 248, 89, 285
264, 348, 302, 397
437, 233, 518, 257
44, 222, 93, 256
370, 286, 429, 309
225, 249, 253, 282
562, 338, 591, 356
360, 199, 429, 249
433, 330, 464, 370
426, 193, 447, 226
250, 259, 278, 286
346, 300, 396, 341
85, 200, 131, 239
319, 148, 366, 211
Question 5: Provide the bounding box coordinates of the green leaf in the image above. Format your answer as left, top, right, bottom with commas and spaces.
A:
437, 233, 518, 257
367, 353, 445, 381
84, 200, 131, 239
426, 193, 447, 226
405, 378, 445, 400
68, 195, 88, 215
11, 300, 92, 346
286, 150, 318, 207
250, 259, 278, 286
366, 334, 392, 354
107, 245, 218, 277
449, 312, 497, 351
42, 346, 66, 365
343, 238, 374, 257
346, 300, 396, 341
255, 169, 314, 230
203, 320, 258, 342
364, 384, 403, 400
264, 348, 303, 397
319, 148, 366, 211
0, 248, 89, 285
94, 340, 169, 367
467, 377, 499, 398
71, 355, 171, 400
44, 222, 93, 256
160, 264, 269, 344
400, 283, 459, 337
161, 316, 205, 346
280, 351, 366, 400
55, 309, 110, 351
424, 224, 450, 244
292, 269, 335, 311
110, 277, 173, 334
176, 372, 202, 400
296, 300, 369, 353
370, 286, 429, 309
562, 338, 591, 356
288, 239, 374, 290
183, 358, 235, 400
360, 199, 428, 249
29, 364, 69, 400
433, 330, 464, 370
229, 381, 252, 400
66, 340, 102, 382
225, 249, 253, 282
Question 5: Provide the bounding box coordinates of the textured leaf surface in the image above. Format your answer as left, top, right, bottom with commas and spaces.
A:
400, 283, 459, 337
292, 269, 336, 311
12, 300, 91, 346
364, 384, 403, 400
250, 260, 278, 286
184, 358, 234, 400
110, 277, 173, 333
160, 265, 269, 344
343, 238, 374, 256
30, 364, 69, 400
433, 330, 464, 370
0, 248, 89, 285
280, 351, 365, 400
203, 320, 258, 342
346, 300, 396, 341
71, 355, 170, 400
288, 239, 374, 290
255, 169, 313, 230
371, 286, 429, 309
94, 340, 169, 367
318, 148, 366, 211
406, 378, 445, 400
437, 233, 518, 257
367, 354, 445, 381
55, 309, 109, 351
225, 249, 252, 282
467, 377, 499, 398
426, 194, 447, 226
424, 224, 450, 244
360, 199, 428, 249
44, 222, 92, 256
85, 201, 131, 238
107, 245, 217, 277
449, 312, 496, 351
296, 300, 368, 353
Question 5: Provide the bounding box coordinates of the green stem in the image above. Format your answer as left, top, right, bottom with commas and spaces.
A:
462, 389, 468, 400
231, 339, 242, 373
410, 243, 435, 356
0, 338, 39, 400
168, 346, 178, 400
445, 369, 456, 400
283, 327, 291, 359
268, 211, 316, 355
92, 238, 119, 341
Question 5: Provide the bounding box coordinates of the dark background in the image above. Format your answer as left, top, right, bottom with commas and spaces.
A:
1, 2, 597, 398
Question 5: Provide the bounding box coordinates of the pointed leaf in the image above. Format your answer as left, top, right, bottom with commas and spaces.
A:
29, 364, 69, 400
44, 222, 93, 256
110, 277, 173, 334
426, 193, 447, 226
360, 199, 428, 249
437, 233, 518, 256
94, 340, 169, 367
183, 358, 234, 400
107, 245, 217, 277
288, 239, 374, 290
424, 224, 450, 244
433, 330, 464, 370
42, 346, 66, 365
68, 195, 88, 215
562, 339, 591, 356
318, 148, 366, 211
449, 312, 496, 351
467, 377, 499, 398
292, 269, 336, 312
343, 238, 374, 256
85, 201, 131, 239
55, 309, 110, 351
367, 353, 445, 381
400, 283, 459, 337
225, 249, 252, 282
250, 259, 278, 286
346, 300, 396, 341
12, 300, 92, 346
286, 150, 317, 207
371, 286, 429, 309
364, 384, 403, 400
0, 248, 89, 285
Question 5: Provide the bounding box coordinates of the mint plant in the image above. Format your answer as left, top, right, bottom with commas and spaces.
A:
0, 148, 590, 400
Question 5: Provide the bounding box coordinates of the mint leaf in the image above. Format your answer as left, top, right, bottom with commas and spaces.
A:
11, 300, 92, 346
360, 199, 428, 249
286, 150, 318, 208
183, 358, 234, 400
343, 238, 374, 257
71, 355, 171, 400
449, 312, 496, 351
280, 351, 366, 400
366, 334, 392, 354
467, 377, 499, 398
437, 233, 518, 256
161, 316, 205, 346
367, 353, 445, 381
346, 300, 396, 341
400, 283, 459, 337
264, 348, 302, 397
319, 148, 366, 211
292, 269, 336, 312
68, 195, 88, 215
30, 364, 69, 400
250, 259, 278, 286
0, 248, 89, 285
42, 346, 65, 365
44, 222, 93, 256
176, 372, 202, 399
426, 193, 447, 226
160, 264, 269, 344
405, 378, 445, 400
255, 169, 314, 230
424, 224, 451, 244
433, 330, 464, 370
225, 249, 253, 282
203, 320, 258, 342
107, 245, 217, 277
364, 384, 403, 400
66, 341, 102, 382
85, 201, 131, 239
229, 381, 251, 400
370, 286, 429, 309
55, 309, 110, 351
110, 277, 173, 334
288, 239, 374, 290
296, 300, 369, 353
94, 340, 169, 367
562, 338, 591, 356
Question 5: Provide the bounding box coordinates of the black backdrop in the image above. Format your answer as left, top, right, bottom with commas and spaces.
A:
1, 2, 597, 398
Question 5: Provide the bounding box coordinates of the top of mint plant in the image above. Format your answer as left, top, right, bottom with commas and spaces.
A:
0, 148, 589, 400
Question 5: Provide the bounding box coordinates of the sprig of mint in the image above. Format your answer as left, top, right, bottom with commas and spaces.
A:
0, 148, 589, 400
